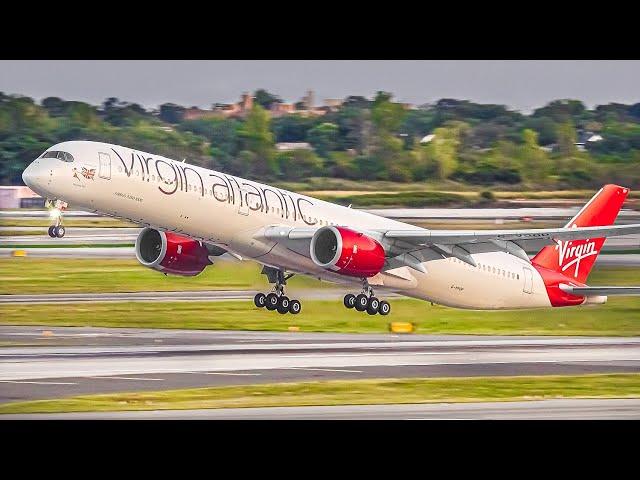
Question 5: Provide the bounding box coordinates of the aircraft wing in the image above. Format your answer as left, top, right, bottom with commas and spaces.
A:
382, 223, 640, 246
259, 223, 640, 274
559, 284, 640, 296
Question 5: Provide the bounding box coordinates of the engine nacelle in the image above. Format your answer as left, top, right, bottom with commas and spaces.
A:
135, 227, 212, 276
310, 226, 386, 277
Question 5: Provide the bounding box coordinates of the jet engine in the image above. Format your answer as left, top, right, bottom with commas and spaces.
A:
135, 227, 213, 276
310, 226, 385, 277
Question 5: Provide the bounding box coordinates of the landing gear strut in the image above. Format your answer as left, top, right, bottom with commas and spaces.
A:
254, 267, 301, 315
343, 279, 391, 316
46, 199, 67, 238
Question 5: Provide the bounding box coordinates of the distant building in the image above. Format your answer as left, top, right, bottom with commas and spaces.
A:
275, 142, 313, 152
211, 92, 255, 118
323, 98, 344, 111
575, 131, 604, 151
182, 107, 218, 121
270, 103, 296, 116
0, 186, 44, 208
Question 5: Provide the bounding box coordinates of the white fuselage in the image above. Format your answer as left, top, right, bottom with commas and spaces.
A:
23, 141, 552, 310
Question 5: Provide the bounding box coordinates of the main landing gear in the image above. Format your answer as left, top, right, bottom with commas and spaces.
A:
343, 281, 391, 316
254, 267, 301, 315
46, 199, 67, 238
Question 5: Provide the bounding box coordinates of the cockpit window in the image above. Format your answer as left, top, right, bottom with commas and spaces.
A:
40, 151, 74, 162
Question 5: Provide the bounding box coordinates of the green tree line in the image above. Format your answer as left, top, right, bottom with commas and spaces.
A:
1, 91, 639, 189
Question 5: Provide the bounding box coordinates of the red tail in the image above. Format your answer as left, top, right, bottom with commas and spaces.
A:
531, 184, 629, 283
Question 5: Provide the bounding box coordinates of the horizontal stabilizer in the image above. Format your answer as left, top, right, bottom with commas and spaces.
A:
559, 284, 640, 296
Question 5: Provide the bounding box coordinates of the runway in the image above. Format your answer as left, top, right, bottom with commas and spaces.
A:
4, 398, 639, 419
1, 326, 639, 404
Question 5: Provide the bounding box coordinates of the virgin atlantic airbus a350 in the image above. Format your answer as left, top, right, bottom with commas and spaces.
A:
22, 141, 640, 315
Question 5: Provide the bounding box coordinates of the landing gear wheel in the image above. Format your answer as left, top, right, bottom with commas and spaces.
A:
254, 293, 266, 308
277, 296, 290, 314
48, 226, 56, 237
54, 226, 65, 238
379, 301, 391, 316
289, 299, 301, 315
343, 294, 356, 309
355, 294, 369, 312
367, 297, 380, 315
265, 293, 279, 310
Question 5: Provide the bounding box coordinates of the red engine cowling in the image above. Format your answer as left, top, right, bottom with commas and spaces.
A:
135, 227, 212, 276
310, 226, 386, 277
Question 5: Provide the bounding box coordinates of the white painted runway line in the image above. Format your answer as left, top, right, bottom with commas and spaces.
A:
283, 367, 364, 373
85, 376, 165, 381
0, 380, 77, 385
2, 336, 639, 358
183, 372, 262, 377
2, 345, 639, 381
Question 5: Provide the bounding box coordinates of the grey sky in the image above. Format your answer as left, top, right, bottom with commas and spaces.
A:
1, 60, 638, 113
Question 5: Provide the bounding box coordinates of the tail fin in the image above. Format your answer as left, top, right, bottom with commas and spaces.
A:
531, 184, 629, 283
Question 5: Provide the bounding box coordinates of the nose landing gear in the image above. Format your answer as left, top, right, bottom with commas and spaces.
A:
253, 267, 301, 315
46, 199, 68, 238
343, 280, 391, 316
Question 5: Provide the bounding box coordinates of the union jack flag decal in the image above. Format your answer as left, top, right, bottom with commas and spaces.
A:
81, 167, 95, 180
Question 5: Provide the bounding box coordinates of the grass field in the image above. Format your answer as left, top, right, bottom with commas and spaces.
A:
0, 257, 327, 294
2, 296, 640, 335
1, 373, 637, 414
1, 258, 637, 295
1, 260, 639, 335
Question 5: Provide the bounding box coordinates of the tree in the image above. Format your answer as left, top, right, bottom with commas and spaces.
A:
557, 122, 577, 157
238, 104, 276, 177
254, 89, 282, 110
307, 123, 339, 157
519, 129, 552, 183
159, 103, 185, 124
342, 96, 371, 109
41, 97, 68, 117
371, 92, 406, 135
272, 115, 315, 142
329, 151, 359, 179
335, 106, 373, 153
629, 103, 640, 121
533, 100, 586, 123
275, 149, 324, 180
422, 123, 465, 179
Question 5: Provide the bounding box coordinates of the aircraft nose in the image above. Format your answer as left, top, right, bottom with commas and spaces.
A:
22, 160, 47, 192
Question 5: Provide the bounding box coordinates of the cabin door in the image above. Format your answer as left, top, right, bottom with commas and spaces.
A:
522, 267, 534, 294
98, 152, 111, 180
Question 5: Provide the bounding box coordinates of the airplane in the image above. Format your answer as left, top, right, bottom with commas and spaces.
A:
21, 140, 640, 315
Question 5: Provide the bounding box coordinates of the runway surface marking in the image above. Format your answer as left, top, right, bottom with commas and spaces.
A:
0, 380, 77, 385
85, 376, 165, 381
2, 346, 638, 381
283, 367, 364, 373
183, 372, 262, 376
